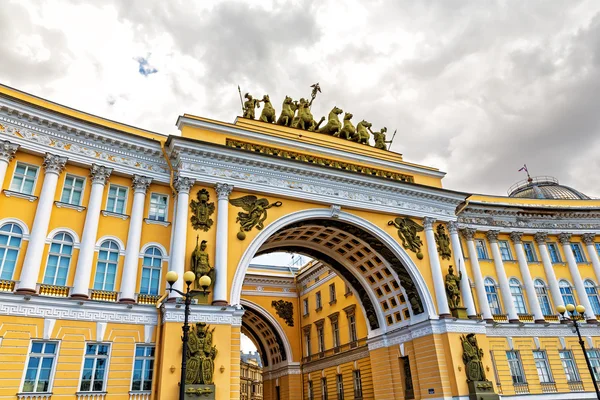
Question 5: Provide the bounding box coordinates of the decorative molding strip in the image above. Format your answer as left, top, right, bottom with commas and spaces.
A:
17, 393, 52, 400
300, 270, 336, 296
101, 210, 130, 220
302, 346, 369, 374
143, 218, 171, 227
161, 303, 245, 326
262, 363, 302, 381
3, 190, 37, 202
54, 201, 86, 212
242, 275, 296, 289
485, 323, 600, 338
241, 290, 297, 298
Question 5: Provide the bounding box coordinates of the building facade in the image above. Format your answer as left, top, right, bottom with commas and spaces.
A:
0, 84, 599, 400
240, 352, 263, 400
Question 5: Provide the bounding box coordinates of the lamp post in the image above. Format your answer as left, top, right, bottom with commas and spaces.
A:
165, 270, 212, 400
557, 304, 600, 399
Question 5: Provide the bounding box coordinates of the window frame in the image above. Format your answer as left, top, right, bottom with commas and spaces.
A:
485, 278, 502, 315
60, 174, 86, 206
308, 380, 314, 400
570, 243, 586, 263
353, 370, 363, 399
0, 222, 24, 280
10, 162, 39, 195
506, 350, 527, 384
587, 349, 600, 381
509, 278, 528, 314
42, 232, 74, 286
316, 291, 322, 310
78, 342, 111, 393
559, 350, 581, 383
304, 329, 311, 357
105, 184, 129, 214
348, 314, 358, 343
317, 325, 325, 353
475, 239, 489, 259
498, 240, 513, 261
523, 242, 537, 262
336, 374, 344, 400
547, 242, 562, 263
321, 377, 328, 400
533, 350, 553, 383
148, 192, 169, 222
329, 283, 336, 304
93, 240, 121, 291
20, 340, 60, 394
131, 344, 155, 392
584, 280, 600, 316
303, 298, 309, 316
331, 320, 340, 348
139, 246, 164, 295
559, 280, 576, 307
534, 279, 553, 316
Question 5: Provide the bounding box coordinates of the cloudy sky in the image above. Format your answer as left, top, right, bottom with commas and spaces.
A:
2, 0, 600, 197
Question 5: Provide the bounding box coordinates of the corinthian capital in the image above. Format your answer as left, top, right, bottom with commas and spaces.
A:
534, 232, 548, 244
90, 164, 113, 185
486, 230, 499, 243
42, 153, 67, 175
422, 217, 436, 230
582, 233, 596, 246
460, 228, 476, 241
558, 232, 572, 245
215, 183, 234, 200
509, 231, 523, 244
132, 175, 152, 193
0, 140, 19, 163
173, 174, 194, 194
447, 221, 459, 235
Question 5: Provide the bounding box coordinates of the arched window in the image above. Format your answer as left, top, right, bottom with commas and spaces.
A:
485, 278, 502, 315
559, 280, 576, 307
0, 223, 23, 280
43, 232, 74, 286
534, 279, 553, 316
140, 246, 163, 295
584, 280, 600, 316
510, 278, 527, 314
93, 240, 120, 291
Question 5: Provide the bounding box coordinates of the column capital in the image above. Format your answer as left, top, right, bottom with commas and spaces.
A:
534, 232, 548, 244
486, 230, 499, 243
174, 174, 194, 195
132, 175, 152, 194
215, 183, 234, 200
509, 231, 523, 244
0, 140, 19, 163
582, 233, 596, 246
90, 164, 113, 185
460, 228, 476, 241
42, 153, 67, 175
558, 232, 572, 245
447, 221, 459, 234
422, 217, 436, 230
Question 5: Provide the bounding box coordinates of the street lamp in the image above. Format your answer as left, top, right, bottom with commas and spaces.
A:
165, 271, 212, 400
557, 304, 600, 399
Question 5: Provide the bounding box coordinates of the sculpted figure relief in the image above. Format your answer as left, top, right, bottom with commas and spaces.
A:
445, 265, 462, 309
259, 94, 276, 123
318, 106, 343, 135
229, 195, 283, 240
434, 224, 452, 260
353, 120, 372, 144
190, 189, 215, 232
186, 322, 217, 385
388, 217, 424, 259
190, 237, 215, 289
461, 333, 486, 382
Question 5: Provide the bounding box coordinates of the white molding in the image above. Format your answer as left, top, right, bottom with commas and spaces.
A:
241, 290, 297, 298
95, 235, 126, 255
54, 201, 86, 212
262, 363, 302, 381
139, 242, 169, 258
0, 217, 30, 237
161, 303, 244, 326
45, 227, 81, 246
101, 210, 130, 220
498, 393, 598, 400
143, 218, 171, 227
3, 190, 37, 202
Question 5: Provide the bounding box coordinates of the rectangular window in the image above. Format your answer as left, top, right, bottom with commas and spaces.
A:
548, 243, 561, 263
10, 162, 39, 195
587, 349, 600, 381
559, 350, 580, 382
321, 377, 328, 400
317, 326, 325, 353
595, 243, 600, 258
533, 351, 553, 383
60, 175, 85, 205
305, 331, 311, 357
308, 380, 314, 400
523, 242, 537, 262
348, 314, 357, 342
106, 184, 128, 214
303, 299, 309, 316
132, 345, 155, 392
148, 193, 168, 221
499, 241, 512, 261
316, 291, 322, 310
353, 370, 363, 399
22, 341, 58, 393
345, 284, 352, 296
336, 374, 344, 400
329, 283, 336, 303
332, 320, 340, 348
80, 343, 110, 392
571, 243, 586, 263
506, 351, 526, 384
476, 239, 488, 259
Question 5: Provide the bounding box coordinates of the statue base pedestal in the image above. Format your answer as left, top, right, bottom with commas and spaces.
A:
451, 306, 468, 319
184, 384, 216, 399
467, 380, 499, 400
190, 290, 210, 304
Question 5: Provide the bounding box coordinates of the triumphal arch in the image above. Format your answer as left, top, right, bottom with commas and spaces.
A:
1, 84, 600, 400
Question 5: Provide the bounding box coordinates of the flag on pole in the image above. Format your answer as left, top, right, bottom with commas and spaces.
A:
518, 164, 528, 173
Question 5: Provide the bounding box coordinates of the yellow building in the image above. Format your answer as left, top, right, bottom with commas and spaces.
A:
240, 352, 263, 400
0, 83, 600, 400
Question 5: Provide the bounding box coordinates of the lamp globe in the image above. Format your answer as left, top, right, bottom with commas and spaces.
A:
566, 304, 576, 312
556, 305, 566, 314
166, 271, 178, 285
576, 305, 586, 314
183, 271, 196, 285
199, 275, 212, 290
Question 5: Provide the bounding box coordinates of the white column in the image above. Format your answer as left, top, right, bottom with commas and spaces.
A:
486, 230, 519, 322
582, 233, 600, 287
510, 232, 545, 323
0, 140, 19, 188
213, 183, 233, 305
423, 217, 450, 317
119, 175, 152, 303
448, 222, 476, 317
71, 165, 112, 298
559, 233, 597, 322
168, 175, 194, 298
17, 153, 67, 293
462, 228, 493, 321
534, 232, 564, 311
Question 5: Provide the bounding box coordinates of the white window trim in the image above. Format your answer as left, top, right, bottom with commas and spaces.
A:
570, 242, 587, 263
10, 161, 40, 196
77, 342, 112, 394
138, 246, 166, 295
130, 344, 155, 392
60, 173, 86, 206
148, 192, 169, 221
105, 184, 129, 215
19, 340, 61, 394
0, 218, 30, 238
95, 236, 126, 255
45, 228, 81, 247
43, 232, 76, 286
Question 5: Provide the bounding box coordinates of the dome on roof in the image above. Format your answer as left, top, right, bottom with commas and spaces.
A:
508, 176, 590, 200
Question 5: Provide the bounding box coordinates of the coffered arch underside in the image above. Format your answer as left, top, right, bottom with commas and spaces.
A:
240, 303, 289, 368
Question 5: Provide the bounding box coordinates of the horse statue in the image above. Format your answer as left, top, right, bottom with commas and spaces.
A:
277, 96, 296, 127
353, 120, 372, 144
294, 99, 325, 131
259, 95, 276, 123
335, 112, 355, 140
317, 106, 343, 135
290, 98, 306, 129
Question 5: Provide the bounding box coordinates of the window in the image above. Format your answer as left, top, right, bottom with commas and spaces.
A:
80, 343, 110, 392
559, 350, 580, 382
140, 246, 163, 295
559, 280, 576, 307
524, 242, 537, 262
587, 349, 600, 381
43, 232, 74, 286
547, 242, 561, 263
596, 243, 600, 258
353, 370, 363, 399
571, 243, 586, 263
534, 279, 553, 316
132, 345, 155, 391
499, 241, 512, 261
344, 284, 352, 296
148, 193, 168, 221
348, 314, 357, 342
329, 283, 336, 303
533, 351, 553, 383
317, 326, 325, 353
308, 380, 314, 400
22, 341, 58, 393
509, 278, 527, 314
506, 351, 526, 384
332, 320, 340, 348
60, 175, 85, 205
485, 278, 502, 315
336, 374, 344, 400
476, 239, 488, 259
0, 223, 23, 280
585, 280, 600, 316
10, 162, 38, 195
303, 298, 309, 316
321, 377, 328, 400
316, 291, 322, 310
93, 240, 120, 291
304, 330, 311, 357
106, 184, 128, 214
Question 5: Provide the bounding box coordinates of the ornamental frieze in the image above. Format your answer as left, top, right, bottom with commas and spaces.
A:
458, 216, 600, 230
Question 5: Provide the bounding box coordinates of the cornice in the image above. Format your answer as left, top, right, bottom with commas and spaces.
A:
243, 275, 296, 289
262, 363, 302, 380
161, 303, 245, 326
241, 290, 298, 298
